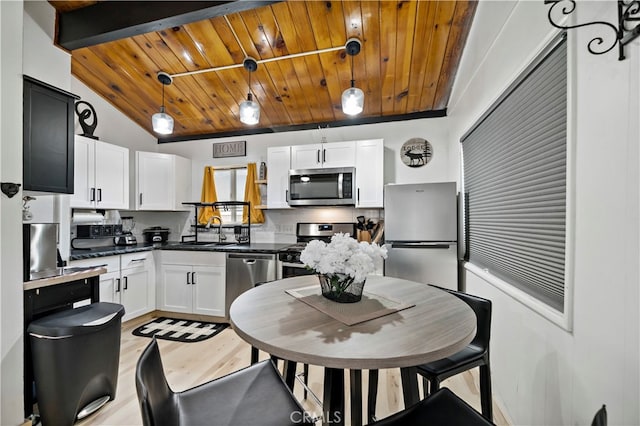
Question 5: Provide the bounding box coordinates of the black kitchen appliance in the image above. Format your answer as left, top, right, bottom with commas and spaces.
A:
77, 224, 122, 239
142, 226, 171, 245
115, 216, 137, 246
277, 222, 356, 279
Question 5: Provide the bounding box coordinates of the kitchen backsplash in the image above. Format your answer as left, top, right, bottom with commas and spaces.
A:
116, 207, 383, 244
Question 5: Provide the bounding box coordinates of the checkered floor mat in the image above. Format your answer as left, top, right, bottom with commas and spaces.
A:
132, 317, 228, 343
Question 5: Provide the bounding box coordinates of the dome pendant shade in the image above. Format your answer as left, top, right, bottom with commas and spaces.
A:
239, 93, 260, 125
152, 72, 174, 134
341, 84, 364, 115
152, 106, 174, 134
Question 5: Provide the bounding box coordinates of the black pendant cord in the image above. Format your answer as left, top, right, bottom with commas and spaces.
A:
350, 53, 355, 88
161, 83, 165, 111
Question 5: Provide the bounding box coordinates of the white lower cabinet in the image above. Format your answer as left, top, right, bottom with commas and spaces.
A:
69, 251, 155, 322
158, 251, 226, 317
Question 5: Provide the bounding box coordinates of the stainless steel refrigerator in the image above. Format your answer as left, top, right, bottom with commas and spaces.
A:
383, 182, 459, 290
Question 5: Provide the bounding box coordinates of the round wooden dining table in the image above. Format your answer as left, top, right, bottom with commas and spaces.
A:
229, 275, 476, 426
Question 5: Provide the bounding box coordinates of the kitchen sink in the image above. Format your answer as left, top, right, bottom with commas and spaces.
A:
176, 241, 238, 247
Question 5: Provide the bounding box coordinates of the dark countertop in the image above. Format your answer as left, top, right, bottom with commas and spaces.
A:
159, 242, 292, 254
70, 242, 292, 260
70, 243, 155, 260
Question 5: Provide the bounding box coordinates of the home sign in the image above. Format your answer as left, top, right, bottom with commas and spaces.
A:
212, 140, 246, 158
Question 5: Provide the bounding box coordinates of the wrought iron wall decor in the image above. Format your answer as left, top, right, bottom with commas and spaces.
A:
545, 0, 640, 60
75, 100, 98, 139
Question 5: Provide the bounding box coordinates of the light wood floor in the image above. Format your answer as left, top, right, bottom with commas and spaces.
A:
75, 314, 509, 426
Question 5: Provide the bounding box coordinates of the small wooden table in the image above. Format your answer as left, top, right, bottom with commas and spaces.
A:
230, 275, 476, 426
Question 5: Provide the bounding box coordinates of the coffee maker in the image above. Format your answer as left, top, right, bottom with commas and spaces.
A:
114, 216, 137, 246
23, 223, 60, 281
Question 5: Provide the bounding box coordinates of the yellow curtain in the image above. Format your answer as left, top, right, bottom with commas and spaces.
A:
197, 166, 220, 225
243, 163, 265, 224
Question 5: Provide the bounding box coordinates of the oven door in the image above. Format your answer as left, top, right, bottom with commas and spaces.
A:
278, 261, 316, 279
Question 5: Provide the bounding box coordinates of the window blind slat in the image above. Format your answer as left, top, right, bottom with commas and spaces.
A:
462, 35, 567, 312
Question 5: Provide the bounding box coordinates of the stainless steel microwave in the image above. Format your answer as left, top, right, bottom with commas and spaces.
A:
288, 167, 356, 206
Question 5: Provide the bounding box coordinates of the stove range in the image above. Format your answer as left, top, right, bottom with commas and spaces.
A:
277, 222, 357, 278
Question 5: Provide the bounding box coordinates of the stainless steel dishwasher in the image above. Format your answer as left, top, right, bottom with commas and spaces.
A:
225, 252, 277, 317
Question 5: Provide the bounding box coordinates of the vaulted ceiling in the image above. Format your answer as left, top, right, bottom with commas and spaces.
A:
49, 1, 477, 142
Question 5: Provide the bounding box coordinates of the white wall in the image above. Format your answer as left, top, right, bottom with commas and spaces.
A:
1, 1, 25, 423
159, 116, 451, 190
448, 2, 639, 425
70, 77, 157, 152
157, 116, 451, 241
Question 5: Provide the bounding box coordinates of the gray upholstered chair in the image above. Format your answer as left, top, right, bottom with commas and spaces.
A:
135, 338, 312, 426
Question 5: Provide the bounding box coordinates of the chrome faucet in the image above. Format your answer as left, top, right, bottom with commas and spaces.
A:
205, 215, 225, 242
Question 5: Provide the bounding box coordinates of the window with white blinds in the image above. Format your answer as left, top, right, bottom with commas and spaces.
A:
461, 35, 567, 312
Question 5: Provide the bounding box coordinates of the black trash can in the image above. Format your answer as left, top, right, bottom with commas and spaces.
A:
28, 302, 125, 426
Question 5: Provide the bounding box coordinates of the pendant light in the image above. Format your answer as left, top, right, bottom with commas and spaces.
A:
239, 57, 260, 125
152, 72, 174, 134
342, 38, 364, 116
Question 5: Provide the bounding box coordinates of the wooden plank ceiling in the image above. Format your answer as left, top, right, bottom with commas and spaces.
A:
51, 1, 477, 142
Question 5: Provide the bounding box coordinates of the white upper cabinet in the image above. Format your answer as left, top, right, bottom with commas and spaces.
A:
290, 141, 356, 169
71, 135, 129, 209
135, 151, 191, 210
355, 139, 384, 208
266, 146, 291, 209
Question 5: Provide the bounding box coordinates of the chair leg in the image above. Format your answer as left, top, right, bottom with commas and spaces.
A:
367, 369, 379, 423
422, 377, 430, 398
283, 360, 297, 391
349, 370, 362, 426
429, 377, 440, 395
479, 364, 493, 421
303, 363, 309, 399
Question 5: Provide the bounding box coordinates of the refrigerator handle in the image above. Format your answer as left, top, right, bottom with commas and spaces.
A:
389, 242, 452, 249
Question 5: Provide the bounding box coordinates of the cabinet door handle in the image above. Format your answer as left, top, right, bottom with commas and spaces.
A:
123, 276, 128, 290
285, 189, 289, 202
317, 149, 320, 164
191, 272, 196, 284
90, 188, 95, 202
115, 278, 120, 292
139, 193, 143, 205
97, 188, 102, 202
357, 188, 360, 203
186, 272, 191, 285
323, 149, 326, 163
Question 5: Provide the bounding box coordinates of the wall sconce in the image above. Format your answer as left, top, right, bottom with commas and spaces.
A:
342, 38, 364, 116
545, 0, 640, 60
239, 57, 260, 125
151, 72, 174, 134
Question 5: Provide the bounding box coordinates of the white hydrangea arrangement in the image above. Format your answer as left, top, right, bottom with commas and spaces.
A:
300, 233, 388, 284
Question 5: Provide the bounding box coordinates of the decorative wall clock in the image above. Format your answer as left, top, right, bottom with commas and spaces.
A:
400, 138, 433, 168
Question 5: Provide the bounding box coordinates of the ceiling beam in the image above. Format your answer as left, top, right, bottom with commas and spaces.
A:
56, 1, 281, 50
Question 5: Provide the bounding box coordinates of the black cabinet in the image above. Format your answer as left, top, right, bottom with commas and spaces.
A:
23, 76, 79, 193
